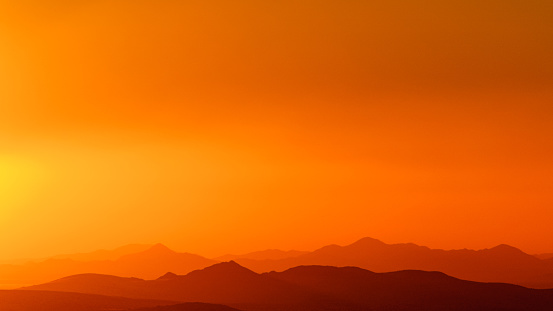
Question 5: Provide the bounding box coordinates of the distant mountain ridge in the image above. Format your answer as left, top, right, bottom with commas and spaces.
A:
23, 261, 553, 310
3, 237, 553, 289
230, 237, 553, 288
0, 244, 216, 287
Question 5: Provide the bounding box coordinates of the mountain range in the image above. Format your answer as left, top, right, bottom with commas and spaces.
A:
230, 237, 553, 288
22, 261, 553, 311
0, 244, 215, 286
2, 237, 553, 289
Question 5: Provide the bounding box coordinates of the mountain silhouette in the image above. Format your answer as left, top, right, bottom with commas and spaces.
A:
23, 262, 351, 310
130, 303, 242, 311
215, 249, 308, 262
230, 237, 553, 288
269, 265, 553, 310
114, 244, 217, 279
0, 244, 216, 286
157, 272, 179, 281
24, 261, 553, 310
0, 289, 173, 311
5, 238, 553, 289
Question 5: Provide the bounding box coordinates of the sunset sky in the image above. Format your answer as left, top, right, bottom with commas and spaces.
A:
1, 0, 553, 260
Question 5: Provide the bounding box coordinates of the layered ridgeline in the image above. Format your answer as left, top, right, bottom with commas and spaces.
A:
229, 237, 553, 288
21, 261, 553, 311
2, 238, 553, 289
0, 244, 216, 287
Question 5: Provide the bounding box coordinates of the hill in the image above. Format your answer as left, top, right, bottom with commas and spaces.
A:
130, 302, 242, 311
232, 237, 553, 288
0, 244, 216, 287
24, 261, 553, 310
0, 289, 173, 311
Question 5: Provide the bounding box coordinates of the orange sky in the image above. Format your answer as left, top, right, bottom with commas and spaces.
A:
1, 0, 553, 260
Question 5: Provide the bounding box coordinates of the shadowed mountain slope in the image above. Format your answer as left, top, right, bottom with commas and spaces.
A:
233, 237, 553, 288
0, 289, 173, 311
24, 262, 553, 311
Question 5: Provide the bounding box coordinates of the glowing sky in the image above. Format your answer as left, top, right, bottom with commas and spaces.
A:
1, 0, 552, 259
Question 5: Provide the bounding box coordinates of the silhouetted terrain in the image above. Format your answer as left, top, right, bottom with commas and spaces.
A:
0, 290, 173, 311
232, 237, 553, 288
215, 249, 308, 262
25, 262, 337, 310
0, 244, 216, 286
4, 238, 553, 288
23, 261, 553, 310
4, 238, 553, 289
130, 303, 242, 311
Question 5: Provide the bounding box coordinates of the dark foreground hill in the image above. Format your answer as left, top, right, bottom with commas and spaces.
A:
0, 290, 174, 311
24, 261, 553, 311
130, 303, 242, 311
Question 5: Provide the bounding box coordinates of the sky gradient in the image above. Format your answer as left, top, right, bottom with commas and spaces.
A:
1, 0, 553, 259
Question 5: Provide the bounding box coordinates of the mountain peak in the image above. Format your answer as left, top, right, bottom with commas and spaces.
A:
349, 237, 386, 247
211, 260, 248, 270
186, 261, 257, 279
157, 272, 179, 280
488, 244, 526, 255
145, 243, 175, 254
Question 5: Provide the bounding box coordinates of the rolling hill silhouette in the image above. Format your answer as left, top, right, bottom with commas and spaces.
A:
25, 261, 335, 309
4, 238, 553, 289
24, 261, 553, 310
0, 244, 216, 287
231, 237, 553, 288
0, 289, 173, 311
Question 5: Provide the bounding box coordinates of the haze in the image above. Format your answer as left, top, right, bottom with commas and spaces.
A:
1, 0, 552, 260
